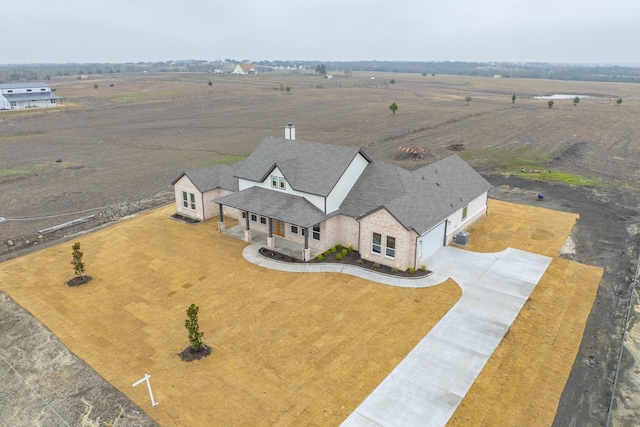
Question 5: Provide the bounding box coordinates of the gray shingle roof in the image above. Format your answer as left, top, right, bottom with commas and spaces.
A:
172, 164, 239, 192
214, 186, 328, 227
175, 138, 490, 235
233, 136, 371, 197
2, 93, 62, 102
0, 82, 51, 90
341, 155, 492, 234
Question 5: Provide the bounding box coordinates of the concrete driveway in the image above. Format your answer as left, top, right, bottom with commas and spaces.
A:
341, 247, 552, 427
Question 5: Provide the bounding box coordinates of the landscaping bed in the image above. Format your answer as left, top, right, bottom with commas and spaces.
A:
259, 245, 432, 278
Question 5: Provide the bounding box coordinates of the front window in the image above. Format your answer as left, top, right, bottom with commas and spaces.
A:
271, 175, 278, 188
312, 225, 320, 241
260, 216, 267, 225
372, 232, 382, 254
251, 214, 257, 222
290, 225, 298, 234
190, 193, 196, 210
385, 236, 396, 258
182, 191, 188, 208
241, 211, 247, 219
462, 205, 468, 220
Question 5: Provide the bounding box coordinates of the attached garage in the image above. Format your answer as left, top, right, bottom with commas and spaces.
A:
421, 221, 447, 262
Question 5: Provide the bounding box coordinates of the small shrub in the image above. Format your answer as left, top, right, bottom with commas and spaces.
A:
391, 268, 399, 273
347, 244, 354, 253
323, 250, 330, 257
336, 253, 343, 260
109, 83, 114, 87
93, 84, 99, 89
331, 247, 337, 254
420, 264, 427, 272
184, 304, 204, 351
286, 86, 291, 93
390, 79, 395, 84
71, 242, 85, 278
208, 80, 213, 86
373, 263, 380, 268
316, 254, 324, 262
341, 249, 347, 257
409, 267, 416, 274
356, 259, 364, 265
336, 244, 343, 251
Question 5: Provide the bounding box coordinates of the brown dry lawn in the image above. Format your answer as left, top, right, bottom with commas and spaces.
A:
0, 199, 601, 426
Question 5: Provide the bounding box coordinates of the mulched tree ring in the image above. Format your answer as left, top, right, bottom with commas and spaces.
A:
178, 345, 212, 362
67, 276, 93, 287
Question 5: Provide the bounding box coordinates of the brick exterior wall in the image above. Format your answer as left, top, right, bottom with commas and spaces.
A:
358, 208, 419, 271
174, 175, 237, 221
323, 215, 360, 250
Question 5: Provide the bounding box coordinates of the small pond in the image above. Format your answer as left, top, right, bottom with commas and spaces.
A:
533, 94, 591, 100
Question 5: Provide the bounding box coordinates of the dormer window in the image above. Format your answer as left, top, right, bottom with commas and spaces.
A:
271, 175, 277, 188
279, 177, 286, 190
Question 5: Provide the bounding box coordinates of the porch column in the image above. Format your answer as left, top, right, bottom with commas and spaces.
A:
302, 227, 311, 261
267, 217, 275, 249
244, 211, 251, 242
217, 204, 225, 232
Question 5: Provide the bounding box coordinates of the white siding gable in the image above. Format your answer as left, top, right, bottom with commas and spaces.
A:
326, 152, 369, 213
238, 167, 325, 211
444, 191, 488, 238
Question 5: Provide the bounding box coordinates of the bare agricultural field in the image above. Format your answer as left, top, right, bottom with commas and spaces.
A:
1, 71, 640, 242
1, 71, 640, 425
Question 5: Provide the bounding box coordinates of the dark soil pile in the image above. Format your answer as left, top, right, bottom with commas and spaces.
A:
67, 276, 93, 287
178, 345, 212, 362
258, 247, 431, 278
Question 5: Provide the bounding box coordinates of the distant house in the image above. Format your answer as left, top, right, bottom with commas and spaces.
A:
173, 125, 492, 270
232, 63, 258, 75
0, 82, 63, 110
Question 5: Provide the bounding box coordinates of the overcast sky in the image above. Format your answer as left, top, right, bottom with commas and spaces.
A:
5, 0, 638, 64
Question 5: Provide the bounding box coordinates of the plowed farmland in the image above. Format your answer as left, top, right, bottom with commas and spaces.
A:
1, 71, 640, 425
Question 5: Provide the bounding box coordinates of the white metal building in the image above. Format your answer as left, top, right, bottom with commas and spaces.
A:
0, 82, 63, 110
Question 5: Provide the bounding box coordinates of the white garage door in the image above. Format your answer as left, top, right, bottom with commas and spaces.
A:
421, 221, 446, 262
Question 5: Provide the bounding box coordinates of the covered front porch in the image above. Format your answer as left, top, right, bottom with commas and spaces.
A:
222, 224, 323, 261
214, 186, 330, 261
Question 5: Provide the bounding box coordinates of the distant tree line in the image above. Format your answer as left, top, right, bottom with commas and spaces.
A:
2, 60, 640, 84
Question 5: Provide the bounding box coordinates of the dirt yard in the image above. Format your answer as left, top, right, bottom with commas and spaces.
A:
0, 200, 600, 426
1, 71, 640, 425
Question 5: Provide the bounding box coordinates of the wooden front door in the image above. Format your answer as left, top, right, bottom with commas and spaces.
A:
272, 219, 285, 237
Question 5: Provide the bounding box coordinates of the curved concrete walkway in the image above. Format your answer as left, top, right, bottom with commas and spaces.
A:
243, 244, 552, 427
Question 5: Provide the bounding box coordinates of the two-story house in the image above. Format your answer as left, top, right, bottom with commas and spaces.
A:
172, 126, 492, 270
